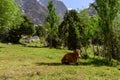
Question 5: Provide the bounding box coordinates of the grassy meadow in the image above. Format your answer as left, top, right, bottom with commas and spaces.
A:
0, 42, 120, 80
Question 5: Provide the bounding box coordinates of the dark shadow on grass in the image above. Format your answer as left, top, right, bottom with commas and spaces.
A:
22, 45, 48, 48
36, 62, 62, 66
79, 57, 117, 67
35, 58, 117, 67
19, 42, 46, 48
0, 47, 4, 48
35, 62, 81, 66
24, 45, 45, 48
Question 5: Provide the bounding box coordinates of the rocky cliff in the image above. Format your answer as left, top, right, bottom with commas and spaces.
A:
16, 0, 67, 25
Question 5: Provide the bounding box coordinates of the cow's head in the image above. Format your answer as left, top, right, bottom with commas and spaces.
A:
74, 49, 82, 58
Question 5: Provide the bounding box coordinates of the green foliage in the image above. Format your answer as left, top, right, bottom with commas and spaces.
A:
35, 24, 46, 37
90, 16, 102, 44
46, 1, 57, 26
79, 9, 102, 46
4, 15, 35, 43
111, 13, 120, 61
0, 0, 23, 31
19, 15, 35, 36
45, 1, 60, 48
79, 10, 91, 47
5, 28, 21, 43
92, 0, 120, 61
59, 10, 86, 50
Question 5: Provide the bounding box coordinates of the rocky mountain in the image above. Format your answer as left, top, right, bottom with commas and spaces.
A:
15, 0, 67, 25
87, 2, 97, 16
38, 0, 67, 17
86, 6, 96, 16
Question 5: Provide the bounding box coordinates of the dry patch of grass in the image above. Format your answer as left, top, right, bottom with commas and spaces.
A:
0, 43, 120, 80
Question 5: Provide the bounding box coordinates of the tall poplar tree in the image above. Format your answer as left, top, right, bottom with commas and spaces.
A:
92, 0, 120, 60
45, 1, 59, 48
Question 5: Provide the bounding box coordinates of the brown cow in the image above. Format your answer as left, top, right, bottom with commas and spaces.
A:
61, 49, 82, 65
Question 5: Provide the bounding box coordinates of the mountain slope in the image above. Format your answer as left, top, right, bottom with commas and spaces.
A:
38, 0, 67, 17
16, 0, 67, 25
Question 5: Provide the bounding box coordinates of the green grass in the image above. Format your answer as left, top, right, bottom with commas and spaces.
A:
0, 43, 120, 80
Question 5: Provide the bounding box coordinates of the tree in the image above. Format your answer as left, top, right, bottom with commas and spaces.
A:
59, 10, 86, 50
35, 24, 46, 38
19, 15, 35, 36
92, 0, 120, 61
45, 1, 60, 48
0, 0, 23, 31
5, 15, 35, 43
111, 13, 120, 60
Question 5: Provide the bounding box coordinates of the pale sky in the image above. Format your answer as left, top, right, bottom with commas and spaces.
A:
61, 0, 94, 10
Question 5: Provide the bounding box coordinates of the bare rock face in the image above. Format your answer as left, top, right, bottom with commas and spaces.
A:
38, 0, 67, 17
15, 0, 67, 25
